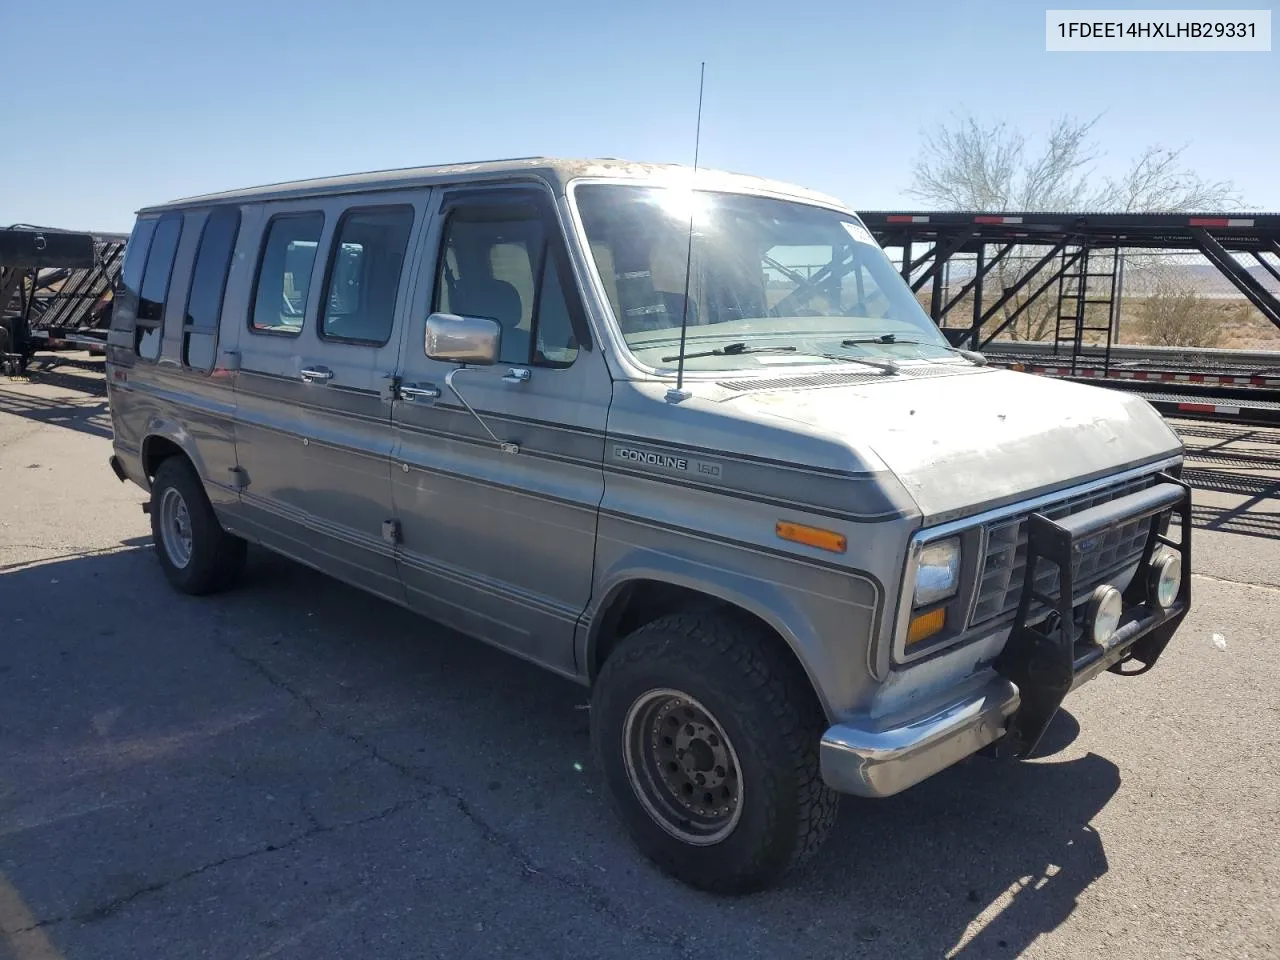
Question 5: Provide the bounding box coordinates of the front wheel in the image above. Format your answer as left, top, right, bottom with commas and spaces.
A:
591, 609, 838, 894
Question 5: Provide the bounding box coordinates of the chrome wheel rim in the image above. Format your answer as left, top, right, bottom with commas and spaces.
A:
622, 688, 743, 845
158, 487, 193, 569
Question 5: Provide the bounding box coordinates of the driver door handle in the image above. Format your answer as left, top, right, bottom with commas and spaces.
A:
300, 365, 334, 383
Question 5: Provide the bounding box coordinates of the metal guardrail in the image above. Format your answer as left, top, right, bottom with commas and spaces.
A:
978, 342, 1280, 426
979, 340, 1280, 370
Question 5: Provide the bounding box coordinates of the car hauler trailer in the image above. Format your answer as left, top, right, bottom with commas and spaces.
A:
1, 226, 128, 374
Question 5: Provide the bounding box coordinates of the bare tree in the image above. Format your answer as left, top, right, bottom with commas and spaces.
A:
1131, 272, 1233, 348
907, 114, 1243, 341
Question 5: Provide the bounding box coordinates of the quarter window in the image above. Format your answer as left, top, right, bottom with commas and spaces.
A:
319, 206, 415, 345
434, 208, 579, 367
182, 207, 241, 371
250, 212, 324, 335
114, 218, 158, 333
134, 213, 184, 360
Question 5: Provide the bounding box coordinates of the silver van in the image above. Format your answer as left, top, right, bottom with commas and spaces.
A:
104, 158, 1191, 893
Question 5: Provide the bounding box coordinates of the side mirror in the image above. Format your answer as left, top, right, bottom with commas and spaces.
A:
424, 312, 501, 366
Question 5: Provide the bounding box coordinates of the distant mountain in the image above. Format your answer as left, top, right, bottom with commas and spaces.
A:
1120, 262, 1280, 298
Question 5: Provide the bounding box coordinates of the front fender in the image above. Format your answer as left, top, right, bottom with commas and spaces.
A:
579, 550, 862, 721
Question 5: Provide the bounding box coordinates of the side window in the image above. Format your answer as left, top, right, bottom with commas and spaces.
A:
319, 205, 415, 345
433, 208, 579, 367
112, 218, 159, 332
250, 212, 324, 335
134, 213, 184, 360
182, 207, 241, 371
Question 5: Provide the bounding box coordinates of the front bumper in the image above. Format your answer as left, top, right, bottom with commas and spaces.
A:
821, 473, 1192, 799
821, 674, 1020, 798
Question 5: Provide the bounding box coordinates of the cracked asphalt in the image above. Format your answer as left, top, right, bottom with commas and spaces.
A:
1, 361, 1278, 960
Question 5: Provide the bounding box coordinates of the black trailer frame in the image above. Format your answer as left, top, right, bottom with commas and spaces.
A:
857, 209, 1280, 374
1, 226, 129, 374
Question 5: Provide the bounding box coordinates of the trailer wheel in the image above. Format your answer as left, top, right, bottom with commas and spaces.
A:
149, 456, 246, 595
0, 324, 14, 376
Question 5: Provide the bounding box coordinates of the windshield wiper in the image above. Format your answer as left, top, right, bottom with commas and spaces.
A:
661, 342, 797, 363
842, 334, 988, 366
820, 353, 901, 375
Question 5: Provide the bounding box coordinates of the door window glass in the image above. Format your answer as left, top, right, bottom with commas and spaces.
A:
320, 206, 415, 345
250, 212, 324, 335
434, 209, 578, 367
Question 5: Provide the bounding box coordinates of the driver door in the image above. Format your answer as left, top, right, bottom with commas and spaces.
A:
389, 186, 609, 674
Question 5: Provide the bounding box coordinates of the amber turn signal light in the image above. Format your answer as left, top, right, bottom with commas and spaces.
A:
906, 607, 946, 646
775, 521, 847, 554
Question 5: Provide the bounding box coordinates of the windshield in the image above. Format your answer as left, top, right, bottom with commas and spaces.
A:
571, 184, 951, 372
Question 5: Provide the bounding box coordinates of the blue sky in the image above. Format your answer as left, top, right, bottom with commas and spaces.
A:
3, 0, 1275, 232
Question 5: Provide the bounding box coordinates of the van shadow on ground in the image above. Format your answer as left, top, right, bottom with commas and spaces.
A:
0, 545, 1119, 960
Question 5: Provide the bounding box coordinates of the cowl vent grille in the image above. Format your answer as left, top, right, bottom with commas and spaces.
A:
717, 363, 982, 394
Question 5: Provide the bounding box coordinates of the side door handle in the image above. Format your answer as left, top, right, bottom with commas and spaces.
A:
502, 367, 531, 384
300, 365, 334, 384
399, 383, 441, 402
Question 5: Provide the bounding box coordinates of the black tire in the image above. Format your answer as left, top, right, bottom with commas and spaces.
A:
149, 456, 246, 595
0, 324, 13, 376
590, 608, 839, 894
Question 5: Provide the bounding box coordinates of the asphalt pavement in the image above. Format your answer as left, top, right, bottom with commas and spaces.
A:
1, 361, 1276, 960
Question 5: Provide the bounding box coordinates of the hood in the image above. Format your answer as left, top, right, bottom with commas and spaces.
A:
724, 366, 1183, 523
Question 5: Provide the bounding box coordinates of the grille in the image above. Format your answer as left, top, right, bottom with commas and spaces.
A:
969, 473, 1158, 626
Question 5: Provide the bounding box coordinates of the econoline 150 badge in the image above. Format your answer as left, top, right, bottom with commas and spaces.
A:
612, 445, 723, 481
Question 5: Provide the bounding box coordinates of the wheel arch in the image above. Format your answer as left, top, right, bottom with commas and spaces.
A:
141, 419, 207, 487
580, 567, 836, 722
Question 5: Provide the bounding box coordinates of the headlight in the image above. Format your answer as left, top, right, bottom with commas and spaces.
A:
914, 537, 961, 607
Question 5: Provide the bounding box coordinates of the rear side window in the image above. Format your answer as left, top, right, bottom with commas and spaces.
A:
135, 213, 184, 360
250, 213, 324, 335
113, 218, 159, 332
182, 207, 241, 371
319, 205, 415, 345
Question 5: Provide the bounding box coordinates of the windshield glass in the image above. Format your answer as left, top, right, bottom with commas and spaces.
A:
572, 184, 951, 372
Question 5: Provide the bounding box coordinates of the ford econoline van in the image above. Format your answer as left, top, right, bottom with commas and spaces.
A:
104, 158, 1191, 892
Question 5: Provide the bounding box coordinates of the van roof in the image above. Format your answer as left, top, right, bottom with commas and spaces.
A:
137, 157, 851, 215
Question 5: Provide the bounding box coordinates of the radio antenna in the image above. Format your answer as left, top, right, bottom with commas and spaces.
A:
666, 61, 706, 403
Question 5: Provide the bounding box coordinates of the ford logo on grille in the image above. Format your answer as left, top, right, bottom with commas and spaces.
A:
1078, 537, 1100, 554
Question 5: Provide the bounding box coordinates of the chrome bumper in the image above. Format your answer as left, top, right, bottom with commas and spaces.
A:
819, 675, 1020, 799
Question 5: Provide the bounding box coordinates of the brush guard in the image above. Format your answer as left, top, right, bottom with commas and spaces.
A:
991, 472, 1192, 758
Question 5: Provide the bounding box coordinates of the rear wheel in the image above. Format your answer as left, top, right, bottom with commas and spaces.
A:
149, 456, 246, 595
591, 608, 838, 894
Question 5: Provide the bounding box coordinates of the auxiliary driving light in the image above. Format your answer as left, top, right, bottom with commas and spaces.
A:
1149, 550, 1182, 610
1088, 585, 1124, 648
